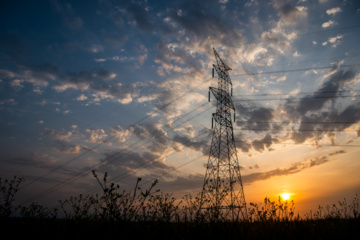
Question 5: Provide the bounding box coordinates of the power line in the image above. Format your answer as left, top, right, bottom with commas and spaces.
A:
19, 103, 213, 204
232, 89, 360, 97
298, 24, 360, 36
236, 121, 360, 124
234, 128, 359, 132
231, 64, 359, 77
84, 131, 210, 196
235, 140, 360, 148
20, 76, 213, 191
230, 95, 359, 102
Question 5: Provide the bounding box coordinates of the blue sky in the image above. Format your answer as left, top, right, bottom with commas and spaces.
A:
1, 0, 360, 213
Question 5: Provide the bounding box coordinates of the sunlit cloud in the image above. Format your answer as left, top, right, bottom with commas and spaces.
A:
326, 7, 342, 16
322, 20, 335, 28
76, 94, 88, 101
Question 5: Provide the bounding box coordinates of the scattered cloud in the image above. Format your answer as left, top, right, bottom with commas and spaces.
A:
76, 94, 88, 101
326, 7, 342, 16
86, 128, 108, 143
328, 35, 343, 48
45, 128, 73, 142
322, 20, 335, 28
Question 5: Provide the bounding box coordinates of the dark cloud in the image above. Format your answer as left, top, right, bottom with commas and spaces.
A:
104, 33, 128, 47
153, 88, 181, 115
125, 2, 154, 31
4, 152, 59, 171
273, 0, 306, 24
166, 0, 243, 46
328, 150, 346, 156
233, 68, 359, 151
252, 133, 278, 152
172, 133, 210, 155
25, 62, 61, 79
155, 41, 203, 75
0, 33, 26, 64
296, 70, 357, 115
101, 149, 173, 174
53, 68, 136, 103
155, 173, 204, 193
60, 69, 115, 84
51, 0, 83, 30
236, 140, 252, 153
242, 156, 329, 184
53, 141, 84, 154
132, 123, 169, 143
282, 69, 360, 144
248, 107, 274, 131
235, 103, 274, 130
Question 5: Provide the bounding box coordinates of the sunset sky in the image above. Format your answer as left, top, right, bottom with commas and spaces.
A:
1, 0, 360, 215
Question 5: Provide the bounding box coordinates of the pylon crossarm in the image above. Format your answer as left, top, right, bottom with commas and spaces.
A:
212, 113, 232, 128
213, 48, 232, 72
209, 87, 235, 110
213, 65, 232, 85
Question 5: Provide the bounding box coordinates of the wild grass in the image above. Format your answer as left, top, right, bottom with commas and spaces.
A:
1, 172, 359, 239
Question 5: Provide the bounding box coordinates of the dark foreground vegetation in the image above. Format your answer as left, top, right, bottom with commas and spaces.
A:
1, 172, 359, 239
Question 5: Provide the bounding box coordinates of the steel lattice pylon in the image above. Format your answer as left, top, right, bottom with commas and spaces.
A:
199, 48, 247, 221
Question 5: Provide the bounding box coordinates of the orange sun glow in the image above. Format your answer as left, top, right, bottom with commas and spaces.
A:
281, 193, 291, 201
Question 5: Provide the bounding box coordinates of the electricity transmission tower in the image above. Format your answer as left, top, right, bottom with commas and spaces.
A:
199, 48, 247, 221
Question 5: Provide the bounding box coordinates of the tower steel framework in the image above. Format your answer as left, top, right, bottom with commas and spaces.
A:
200, 48, 247, 220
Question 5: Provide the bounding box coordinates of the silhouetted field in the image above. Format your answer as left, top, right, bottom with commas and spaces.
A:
1, 172, 359, 239
2, 217, 359, 239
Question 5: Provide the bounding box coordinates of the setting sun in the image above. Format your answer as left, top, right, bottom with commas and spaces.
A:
281, 193, 291, 201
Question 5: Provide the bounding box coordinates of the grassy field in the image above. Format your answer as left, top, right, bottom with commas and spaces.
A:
2, 217, 359, 239
1, 172, 359, 239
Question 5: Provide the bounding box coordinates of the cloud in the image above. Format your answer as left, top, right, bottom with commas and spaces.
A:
236, 103, 275, 132
110, 126, 133, 143
155, 173, 204, 193
5, 153, 59, 170
86, 128, 108, 143
328, 35, 343, 48
294, 69, 356, 116
273, 0, 307, 25
322, 20, 335, 28
231, 67, 359, 151
54, 69, 137, 104
104, 33, 128, 47
45, 129, 73, 142
172, 133, 210, 155
282, 68, 359, 144
119, 1, 154, 32
55, 141, 84, 154
235, 136, 252, 153
1, 62, 135, 105
76, 94, 88, 101
10, 79, 24, 88
100, 148, 174, 175
252, 134, 279, 152
2, 62, 58, 93
326, 7, 342, 15
242, 156, 329, 184
328, 150, 346, 156
51, 0, 83, 30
